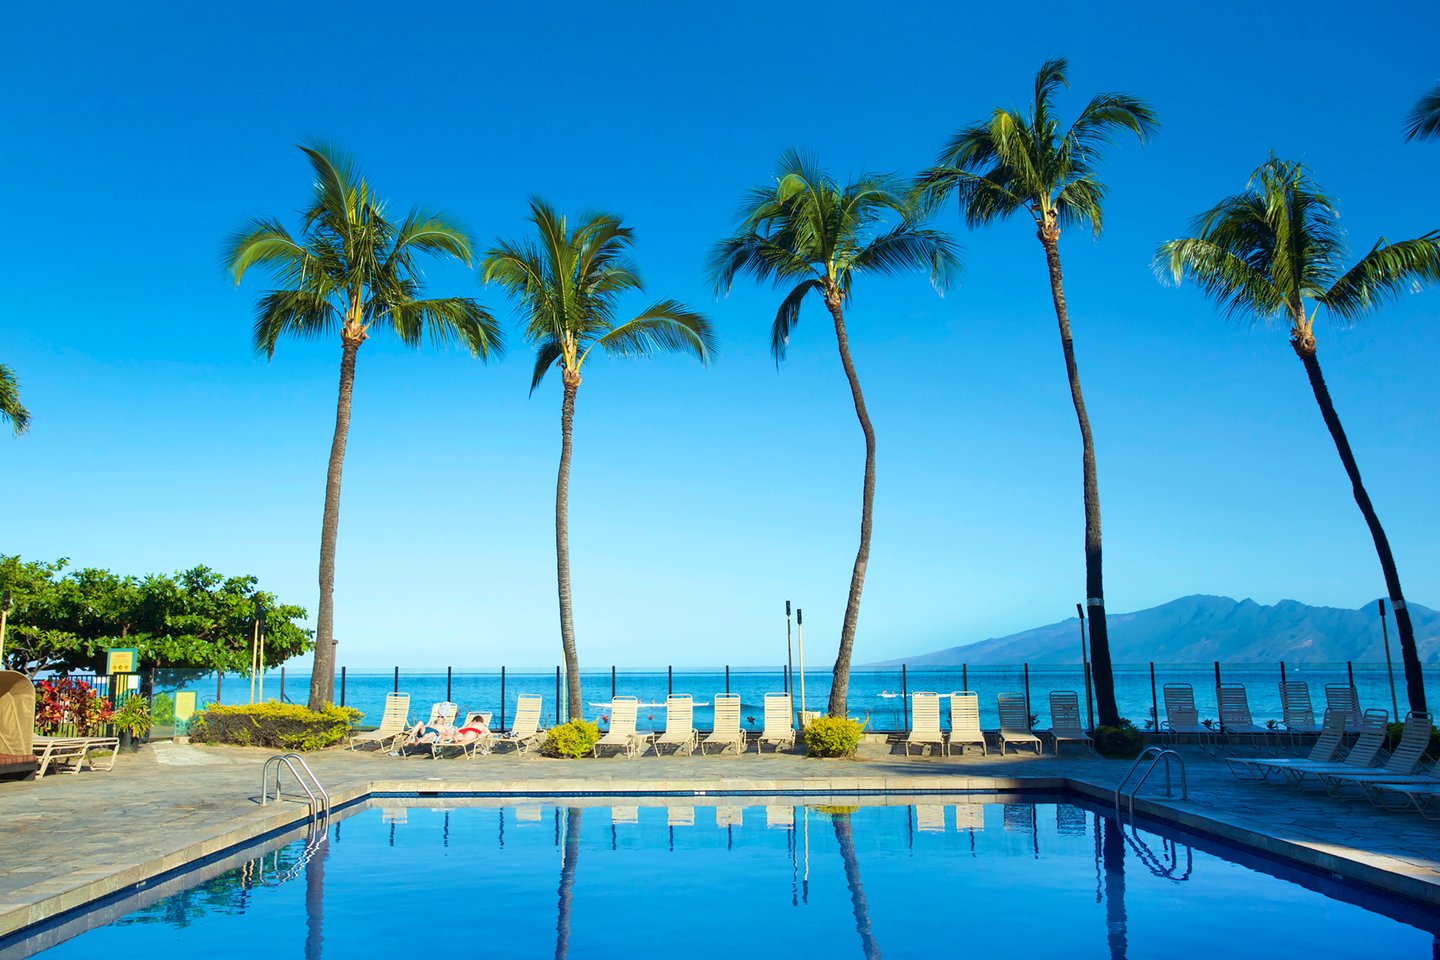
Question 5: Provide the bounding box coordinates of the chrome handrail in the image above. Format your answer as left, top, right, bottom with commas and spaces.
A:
261, 753, 331, 826
1114, 746, 1187, 820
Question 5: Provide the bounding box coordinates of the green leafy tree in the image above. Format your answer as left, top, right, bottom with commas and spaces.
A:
0, 363, 30, 436
915, 58, 1156, 727
1404, 82, 1440, 142
482, 199, 714, 719
224, 143, 503, 708
1156, 157, 1440, 712
0, 554, 311, 675
709, 151, 959, 716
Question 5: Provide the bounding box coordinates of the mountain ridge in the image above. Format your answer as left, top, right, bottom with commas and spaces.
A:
869, 595, 1440, 666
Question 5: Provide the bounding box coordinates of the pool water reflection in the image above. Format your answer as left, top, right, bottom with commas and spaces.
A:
13, 798, 1440, 959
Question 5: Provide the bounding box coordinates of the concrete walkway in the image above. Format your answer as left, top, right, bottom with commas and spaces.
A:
2, 740, 1438, 939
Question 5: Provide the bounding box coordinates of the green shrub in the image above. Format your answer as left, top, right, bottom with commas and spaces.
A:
151, 692, 176, 726
1094, 720, 1145, 758
189, 702, 361, 751
112, 694, 153, 737
803, 716, 865, 758
541, 719, 601, 758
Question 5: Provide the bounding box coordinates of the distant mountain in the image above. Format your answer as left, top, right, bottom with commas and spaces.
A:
871, 595, 1440, 666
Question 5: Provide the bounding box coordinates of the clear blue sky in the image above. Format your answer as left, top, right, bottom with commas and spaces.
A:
3, 1, 1438, 669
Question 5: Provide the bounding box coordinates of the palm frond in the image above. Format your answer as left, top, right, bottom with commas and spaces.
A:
0, 363, 31, 436
1054, 176, 1107, 235
387, 297, 505, 356
252, 288, 340, 358
1403, 82, 1440, 142
529, 338, 563, 395
770, 278, 823, 364
849, 224, 962, 290
1154, 236, 1286, 324
587, 300, 715, 364
1321, 233, 1440, 322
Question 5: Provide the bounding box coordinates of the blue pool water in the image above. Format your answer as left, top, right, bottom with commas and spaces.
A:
8, 798, 1438, 958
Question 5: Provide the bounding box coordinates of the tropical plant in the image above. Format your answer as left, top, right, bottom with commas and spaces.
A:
1404, 82, 1440, 142
803, 715, 866, 757
188, 702, 361, 750
111, 694, 153, 738
0, 363, 30, 436
35, 677, 113, 735
483, 199, 714, 720
540, 718, 602, 758
1155, 156, 1440, 713
224, 142, 503, 709
915, 57, 1157, 728
709, 151, 960, 717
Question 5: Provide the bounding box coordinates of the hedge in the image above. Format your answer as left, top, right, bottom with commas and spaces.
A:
189, 702, 362, 751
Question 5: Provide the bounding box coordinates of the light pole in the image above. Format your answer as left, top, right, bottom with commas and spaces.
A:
796, 607, 807, 721
785, 600, 794, 697
0, 589, 11, 668
250, 599, 267, 703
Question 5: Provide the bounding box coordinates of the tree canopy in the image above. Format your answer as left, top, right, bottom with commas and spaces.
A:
0, 555, 311, 675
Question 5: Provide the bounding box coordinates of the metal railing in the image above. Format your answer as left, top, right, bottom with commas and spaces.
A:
1114, 746, 1187, 821
261, 753, 331, 827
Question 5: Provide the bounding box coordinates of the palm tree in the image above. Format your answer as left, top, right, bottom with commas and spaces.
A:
709, 151, 960, 717
0, 364, 30, 436
916, 58, 1156, 728
225, 143, 503, 709
1156, 157, 1440, 713
1404, 82, 1440, 141
554, 807, 581, 960
831, 811, 883, 960
483, 199, 714, 720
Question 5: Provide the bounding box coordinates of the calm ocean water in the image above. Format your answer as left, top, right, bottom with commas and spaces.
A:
162, 661, 1429, 732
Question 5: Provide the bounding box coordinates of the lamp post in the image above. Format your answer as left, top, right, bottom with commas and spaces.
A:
785, 601, 794, 697
250, 599, 267, 703
796, 607, 807, 721
0, 589, 11, 667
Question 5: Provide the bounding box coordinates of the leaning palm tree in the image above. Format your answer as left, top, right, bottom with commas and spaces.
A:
483, 199, 714, 720
709, 151, 960, 717
1156, 157, 1440, 713
1404, 82, 1440, 141
916, 58, 1157, 728
225, 142, 503, 709
0, 364, 30, 436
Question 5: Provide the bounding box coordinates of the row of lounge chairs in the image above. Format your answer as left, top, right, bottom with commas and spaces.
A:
1227, 708, 1440, 817
1160, 680, 1366, 749
903, 690, 1093, 757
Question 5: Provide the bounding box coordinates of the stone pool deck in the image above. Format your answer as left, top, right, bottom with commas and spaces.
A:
2, 741, 1439, 937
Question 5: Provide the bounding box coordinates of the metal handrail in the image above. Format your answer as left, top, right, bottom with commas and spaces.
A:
1114, 746, 1187, 820
261, 753, 331, 825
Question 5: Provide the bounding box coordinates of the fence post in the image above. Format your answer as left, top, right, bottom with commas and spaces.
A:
1214, 661, 1223, 735
1023, 662, 1031, 716
962, 663, 968, 691
280, 666, 286, 703
725, 665, 730, 694
393, 666, 399, 695
1149, 662, 1158, 735
902, 664, 909, 731
611, 665, 616, 700
500, 667, 506, 731
446, 666, 452, 702
340, 667, 347, 707
555, 666, 561, 724
783, 663, 789, 693
668, 665, 673, 697
1347, 660, 1355, 691
216, 671, 222, 705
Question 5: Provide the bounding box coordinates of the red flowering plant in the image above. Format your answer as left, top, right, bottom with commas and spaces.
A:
35, 678, 115, 735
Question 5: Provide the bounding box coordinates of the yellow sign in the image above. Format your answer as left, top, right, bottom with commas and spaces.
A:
105, 648, 138, 674
174, 691, 197, 722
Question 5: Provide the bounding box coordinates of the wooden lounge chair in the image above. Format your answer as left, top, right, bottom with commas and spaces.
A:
594, 696, 652, 758
1325, 683, 1364, 734
491, 695, 545, 756
997, 692, 1041, 755
757, 693, 795, 754
1047, 690, 1093, 754
1226, 707, 1347, 780
1217, 683, 1269, 750
947, 692, 987, 756
654, 695, 698, 756
905, 692, 945, 757
350, 692, 411, 751
701, 693, 746, 755
1162, 683, 1211, 749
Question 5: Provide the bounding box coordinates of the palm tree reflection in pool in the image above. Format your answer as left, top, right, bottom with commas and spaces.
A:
555, 808, 581, 960
831, 811, 882, 960
304, 842, 326, 960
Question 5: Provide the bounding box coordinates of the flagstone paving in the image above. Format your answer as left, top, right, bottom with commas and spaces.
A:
2, 740, 1438, 938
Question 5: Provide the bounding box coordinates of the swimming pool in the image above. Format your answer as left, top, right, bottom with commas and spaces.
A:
6, 797, 1437, 958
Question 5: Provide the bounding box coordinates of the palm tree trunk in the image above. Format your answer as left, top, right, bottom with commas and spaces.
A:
1039, 229, 1119, 727
832, 813, 882, 960
1293, 339, 1426, 713
823, 293, 875, 719
554, 807, 581, 960
309, 337, 360, 709
304, 841, 326, 960
556, 373, 583, 720
1101, 816, 1128, 960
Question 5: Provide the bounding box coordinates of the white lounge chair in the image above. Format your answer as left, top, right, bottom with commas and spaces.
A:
997, 693, 1041, 755
1321, 712, 1434, 795
349, 692, 411, 751
758, 693, 795, 753
1226, 707, 1347, 780
594, 696, 653, 758
1325, 683, 1363, 734
1256, 709, 1390, 784
1163, 683, 1212, 750
701, 693, 746, 755
654, 694, 698, 756
1047, 690, 1093, 754
905, 692, 945, 758
491, 695, 545, 756
1217, 683, 1269, 750
31, 736, 119, 777
1280, 681, 1320, 735
947, 692, 987, 756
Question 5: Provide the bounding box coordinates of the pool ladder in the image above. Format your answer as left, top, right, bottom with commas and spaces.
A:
1114, 746, 1187, 821
261, 753, 332, 828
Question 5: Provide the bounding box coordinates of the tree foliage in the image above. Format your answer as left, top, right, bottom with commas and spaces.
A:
0, 555, 311, 675
0, 363, 30, 436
